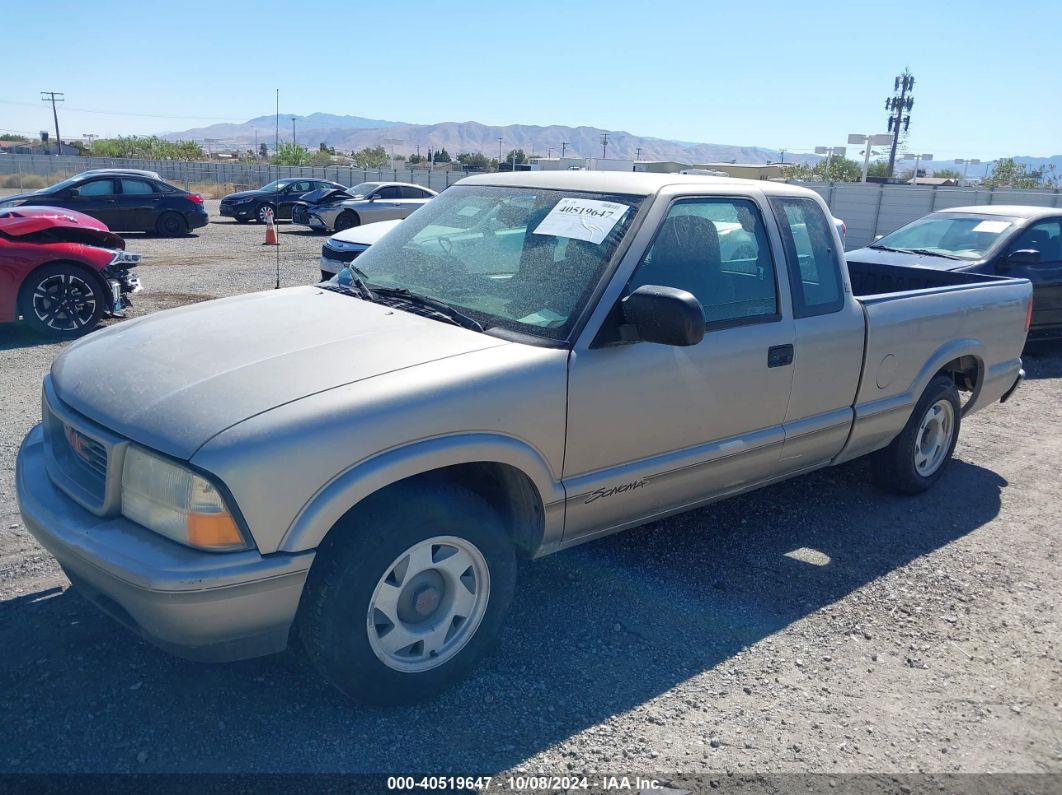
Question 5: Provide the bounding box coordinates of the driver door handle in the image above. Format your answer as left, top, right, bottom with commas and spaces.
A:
767, 344, 794, 368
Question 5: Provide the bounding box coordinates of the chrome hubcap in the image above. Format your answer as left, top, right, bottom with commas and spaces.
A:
914, 399, 955, 476
366, 535, 490, 673
32, 274, 96, 331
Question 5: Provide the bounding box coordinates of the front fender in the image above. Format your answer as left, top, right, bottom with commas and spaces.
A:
277, 433, 566, 554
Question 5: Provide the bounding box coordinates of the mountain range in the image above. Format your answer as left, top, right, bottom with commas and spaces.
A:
162, 113, 1061, 173
162, 113, 814, 165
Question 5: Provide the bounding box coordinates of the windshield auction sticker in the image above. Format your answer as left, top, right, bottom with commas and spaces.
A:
534, 198, 629, 244
971, 220, 1011, 234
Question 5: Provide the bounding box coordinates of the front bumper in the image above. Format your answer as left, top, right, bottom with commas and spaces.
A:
16, 424, 314, 662
219, 203, 253, 220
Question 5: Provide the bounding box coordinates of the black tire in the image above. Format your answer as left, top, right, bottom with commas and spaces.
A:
155, 211, 187, 237
333, 211, 359, 232
256, 203, 277, 224
871, 375, 961, 495
235, 217, 250, 224
18, 263, 107, 339
297, 485, 516, 704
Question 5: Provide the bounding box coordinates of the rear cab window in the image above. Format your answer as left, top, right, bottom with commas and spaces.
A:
770, 197, 845, 317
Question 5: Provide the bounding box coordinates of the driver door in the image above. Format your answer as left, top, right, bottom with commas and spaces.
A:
562, 195, 796, 542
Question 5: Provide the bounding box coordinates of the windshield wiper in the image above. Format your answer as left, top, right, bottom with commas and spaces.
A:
369, 286, 485, 332
904, 248, 963, 260
867, 244, 907, 252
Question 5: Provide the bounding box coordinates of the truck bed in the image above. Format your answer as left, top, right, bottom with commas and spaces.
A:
847, 260, 1010, 297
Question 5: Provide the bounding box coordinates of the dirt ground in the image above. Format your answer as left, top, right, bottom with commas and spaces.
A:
0, 209, 1059, 788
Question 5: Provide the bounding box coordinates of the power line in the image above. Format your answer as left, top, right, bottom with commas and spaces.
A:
0, 98, 238, 121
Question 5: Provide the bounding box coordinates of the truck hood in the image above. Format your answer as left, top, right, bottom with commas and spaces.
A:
50, 286, 509, 459
845, 246, 975, 272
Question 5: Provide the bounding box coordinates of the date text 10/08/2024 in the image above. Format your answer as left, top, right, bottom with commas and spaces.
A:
387, 776, 666, 791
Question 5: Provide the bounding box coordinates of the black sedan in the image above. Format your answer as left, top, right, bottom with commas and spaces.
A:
847, 205, 1062, 340
219, 178, 346, 223
0, 170, 209, 236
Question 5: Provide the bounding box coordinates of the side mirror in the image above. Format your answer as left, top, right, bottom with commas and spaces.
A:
66, 188, 80, 197
1006, 249, 1041, 267
873, 234, 884, 242
369, 194, 381, 201
621, 285, 705, 347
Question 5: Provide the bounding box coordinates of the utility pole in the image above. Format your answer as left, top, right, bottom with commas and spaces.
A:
497, 137, 503, 167
885, 69, 915, 177
635, 147, 642, 161
600, 132, 609, 158
547, 147, 553, 159
40, 91, 64, 155
561, 141, 568, 158
291, 117, 296, 145
275, 89, 279, 162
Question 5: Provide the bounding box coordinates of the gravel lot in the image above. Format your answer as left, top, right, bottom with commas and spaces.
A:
0, 207, 1060, 785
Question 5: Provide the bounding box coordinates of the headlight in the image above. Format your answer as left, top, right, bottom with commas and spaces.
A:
121, 446, 248, 551
108, 250, 142, 266
232, 196, 255, 204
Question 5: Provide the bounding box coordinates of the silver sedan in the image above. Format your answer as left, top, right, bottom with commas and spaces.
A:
305, 181, 437, 232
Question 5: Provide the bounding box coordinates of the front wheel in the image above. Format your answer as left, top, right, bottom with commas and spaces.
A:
871, 375, 961, 494
297, 485, 516, 704
18, 263, 107, 338
333, 211, 358, 232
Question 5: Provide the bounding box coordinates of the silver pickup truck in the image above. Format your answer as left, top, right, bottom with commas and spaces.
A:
17, 172, 1030, 704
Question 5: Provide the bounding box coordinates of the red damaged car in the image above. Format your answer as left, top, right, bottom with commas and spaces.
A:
0, 206, 141, 338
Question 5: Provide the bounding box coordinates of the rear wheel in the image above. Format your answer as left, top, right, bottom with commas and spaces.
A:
871, 375, 961, 494
18, 263, 107, 339
297, 485, 516, 704
334, 211, 359, 232
155, 211, 187, 237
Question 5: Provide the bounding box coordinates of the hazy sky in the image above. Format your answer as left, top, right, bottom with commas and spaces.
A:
3, 0, 1059, 160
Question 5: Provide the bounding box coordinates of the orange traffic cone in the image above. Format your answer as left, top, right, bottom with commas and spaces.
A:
262, 209, 278, 245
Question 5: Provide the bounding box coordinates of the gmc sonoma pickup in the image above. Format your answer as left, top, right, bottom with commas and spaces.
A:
17, 172, 1031, 703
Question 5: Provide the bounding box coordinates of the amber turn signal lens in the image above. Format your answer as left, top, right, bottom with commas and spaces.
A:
187, 512, 244, 549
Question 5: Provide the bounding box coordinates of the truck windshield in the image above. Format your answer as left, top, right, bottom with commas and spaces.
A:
349, 185, 644, 340
874, 215, 1017, 260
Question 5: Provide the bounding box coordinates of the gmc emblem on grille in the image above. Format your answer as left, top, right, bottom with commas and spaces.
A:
64, 425, 91, 463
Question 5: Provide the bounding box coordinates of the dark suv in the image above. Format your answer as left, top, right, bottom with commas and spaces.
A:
219, 179, 346, 223
0, 170, 209, 236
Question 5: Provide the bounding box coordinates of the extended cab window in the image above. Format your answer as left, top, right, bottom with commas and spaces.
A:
771, 197, 844, 317
628, 198, 778, 325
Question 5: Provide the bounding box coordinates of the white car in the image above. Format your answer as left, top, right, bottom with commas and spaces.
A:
318, 219, 402, 281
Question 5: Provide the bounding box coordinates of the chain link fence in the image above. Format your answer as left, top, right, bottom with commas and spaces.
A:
0, 154, 484, 197
3, 155, 1061, 248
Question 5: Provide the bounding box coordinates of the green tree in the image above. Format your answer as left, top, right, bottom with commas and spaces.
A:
433, 147, 452, 163
89, 135, 205, 160
983, 158, 1057, 189
408, 153, 425, 164
932, 168, 961, 180
351, 145, 389, 169
784, 156, 862, 183
503, 149, 527, 169
272, 142, 312, 166
457, 152, 491, 171
0, 134, 28, 142
866, 161, 891, 178
259, 142, 268, 159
